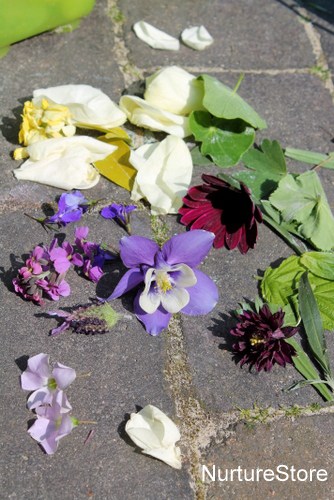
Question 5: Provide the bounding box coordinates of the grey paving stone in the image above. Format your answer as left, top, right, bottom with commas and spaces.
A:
0, 211, 192, 500
119, 0, 315, 70
202, 414, 334, 499
0, 0, 125, 211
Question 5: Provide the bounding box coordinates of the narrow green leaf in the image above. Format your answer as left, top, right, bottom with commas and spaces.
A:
285, 147, 334, 169
298, 272, 330, 374
286, 338, 333, 401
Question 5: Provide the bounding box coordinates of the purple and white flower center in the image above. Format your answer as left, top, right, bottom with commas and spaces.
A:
139, 264, 197, 314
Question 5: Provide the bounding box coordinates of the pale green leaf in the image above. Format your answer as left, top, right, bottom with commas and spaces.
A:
199, 74, 267, 129
189, 111, 255, 167
300, 252, 334, 280
269, 171, 334, 251
285, 147, 334, 169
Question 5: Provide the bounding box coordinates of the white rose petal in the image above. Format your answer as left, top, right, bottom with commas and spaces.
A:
14, 136, 117, 190
181, 26, 214, 51
144, 66, 205, 115
130, 135, 193, 215
133, 21, 180, 50
125, 405, 182, 469
119, 95, 190, 138
33, 84, 126, 130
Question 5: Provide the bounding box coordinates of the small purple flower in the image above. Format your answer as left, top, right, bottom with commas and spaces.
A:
100, 203, 136, 232
46, 191, 88, 226
28, 390, 77, 454
106, 230, 218, 335
230, 305, 298, 372
48, 240, 83, 274
37, 277, 71, 301
21, 353, 76, 409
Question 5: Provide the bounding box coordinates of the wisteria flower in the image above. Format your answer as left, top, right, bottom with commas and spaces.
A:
106, 230, 218, 335
100, 203, 136, 232
21, 353, 76, 409
125, 404, 182, 469
28, 390, 77, 454
230, 305, 298, 372
48, 303, 119, 336
179, 174, 262, 253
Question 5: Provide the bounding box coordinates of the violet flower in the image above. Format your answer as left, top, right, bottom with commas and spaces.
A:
75, 226, 115, 283
230, 305, 298, 372
21, 353, 76, 409
100, 203, 136, 232
28, 390, 77, 454
46, 190, 89, 226
106, 230, 218, 335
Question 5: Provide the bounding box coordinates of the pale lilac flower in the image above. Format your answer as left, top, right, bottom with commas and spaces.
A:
21, 353, 76, 409
107, 230, 218, 335
28, 390, 77, 454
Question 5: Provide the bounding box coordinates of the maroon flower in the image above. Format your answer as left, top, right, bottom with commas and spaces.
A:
179, 174, 262, 253
230, 305, 298, 372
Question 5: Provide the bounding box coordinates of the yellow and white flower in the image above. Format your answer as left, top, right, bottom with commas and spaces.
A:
125, 405, 182, 469
14, 136, 117, 190
130, 135, 193, 214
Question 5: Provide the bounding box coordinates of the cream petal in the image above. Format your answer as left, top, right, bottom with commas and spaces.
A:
119, 95, 190, 137
160, 288, 190, 313
133, 21, 180, 50
33, 84, 126, 129
129, 135, 193, 215
14, 136, 116, 190
169, 264, 197, 288
144, 66, 205, 115
181, 26, 214, 51
139, 268, 160, 313
143, 446, 182, 470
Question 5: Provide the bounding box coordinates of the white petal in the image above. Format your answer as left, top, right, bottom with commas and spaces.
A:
14, 136, 116, 190
119, 95, 190, 137
129, 135, 193, 214
133, 21, 180, 50
125, 405, 182, 469
181, 26, 214, 51
170, 264, 197, 288
144, 66, 204, 115
160, 288, 190, 313
33, 84, 127, 129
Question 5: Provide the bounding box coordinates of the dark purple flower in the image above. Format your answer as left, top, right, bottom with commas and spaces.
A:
100, 203, 136, 232
106, 230, 218, 335
179, 174, 262, 254
230, 305, 298, 372
48, 303, 119, 336
46, 191, 88, 226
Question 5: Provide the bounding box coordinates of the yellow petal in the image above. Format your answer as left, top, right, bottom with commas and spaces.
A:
94, 139, 137, 191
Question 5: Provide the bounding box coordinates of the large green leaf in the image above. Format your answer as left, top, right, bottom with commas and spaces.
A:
199, 74, 267, 129
269, 170, 334, 251
300, 252, 334, 280
285, 147, 334, 169
189, 111, 255, 167
261, 254, 334, 330
298, 273, 330, 374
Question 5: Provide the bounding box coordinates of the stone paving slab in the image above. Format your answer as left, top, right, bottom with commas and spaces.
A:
119, 0, 315, 70
0, 211, 193, 499
202, 414, 334, 499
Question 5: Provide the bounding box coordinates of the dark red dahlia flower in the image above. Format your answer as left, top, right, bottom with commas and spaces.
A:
230, 305, 298, 372
179, 174, 262, 253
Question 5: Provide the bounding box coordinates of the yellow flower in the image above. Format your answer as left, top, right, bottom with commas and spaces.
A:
18, 98, 76, 146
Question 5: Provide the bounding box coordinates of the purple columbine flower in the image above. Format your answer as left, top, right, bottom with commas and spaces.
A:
46, 190, 88, 226
106, 230, 218, 335
28, 390, 77, 454
21, 353, 76, 409
100, 203, 136, 232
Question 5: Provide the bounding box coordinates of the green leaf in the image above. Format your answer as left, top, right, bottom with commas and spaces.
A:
284, 147, 334, 169
233, 170, 278, 201
300, 252, 334, 280
286, 338, 333, 401
199, 74, 267, 129
298, 272, 330, 374
189, 111, 255, 167
269, 171, 334, 251
261, 255, 334, 331
243, 139, 287, 176
190, 145, 214, 166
